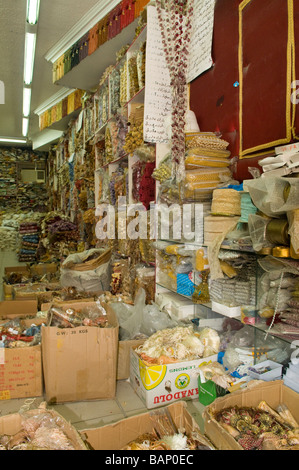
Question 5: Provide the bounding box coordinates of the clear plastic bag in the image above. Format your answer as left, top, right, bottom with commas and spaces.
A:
112, 288, 175, 340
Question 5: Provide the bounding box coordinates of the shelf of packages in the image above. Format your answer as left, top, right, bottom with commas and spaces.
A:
92, 86, 145, 143
54, 18, 139, 92
156, 281, 295, 350
156, 240, 299, 352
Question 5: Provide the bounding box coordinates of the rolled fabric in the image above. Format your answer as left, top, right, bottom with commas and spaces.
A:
211, 188, 241, 216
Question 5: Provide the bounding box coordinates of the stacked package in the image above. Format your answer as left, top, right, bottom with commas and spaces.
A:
17, 182, 48, 212
184, 132, 233, 201
259, 142, 299, 178
18, 222, 40, 262
209, 252, 256, 311
39, 212, 80, 261
204, 188, 241, 246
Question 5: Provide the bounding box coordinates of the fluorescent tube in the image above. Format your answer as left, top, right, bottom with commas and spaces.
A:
0, 137, 27, 144
24, 32, 36, 85
26, 0, 40, 25
22, 118, 29, 137
23, 87, 32, 117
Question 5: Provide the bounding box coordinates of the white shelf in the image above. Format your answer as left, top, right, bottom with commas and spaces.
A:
54, 19, 139, 92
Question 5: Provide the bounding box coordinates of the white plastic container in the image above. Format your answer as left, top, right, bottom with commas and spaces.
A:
212, 301, 241, 318
283, 375, 299, 393
284, 367, 299, 384
248, 360, 283, 381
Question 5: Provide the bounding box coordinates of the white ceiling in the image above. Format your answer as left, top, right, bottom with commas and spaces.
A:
0, 0, 101, 146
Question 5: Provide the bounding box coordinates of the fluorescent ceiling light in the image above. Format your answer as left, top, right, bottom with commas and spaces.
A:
24, 32, 36, 85
22, 118, 29, 137
26, 0, 40, 25
23, 87, 32, 117
0, 137, 27, 144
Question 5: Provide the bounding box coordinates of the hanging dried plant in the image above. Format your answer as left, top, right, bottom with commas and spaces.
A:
155, 0, 194, 184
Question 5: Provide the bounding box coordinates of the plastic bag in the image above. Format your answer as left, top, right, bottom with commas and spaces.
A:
112, 288, 176, 340
245, 176, 299, 217
60, 249, 112, 293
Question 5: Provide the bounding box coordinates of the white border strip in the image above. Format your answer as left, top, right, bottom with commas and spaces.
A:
44, 0, 121, 63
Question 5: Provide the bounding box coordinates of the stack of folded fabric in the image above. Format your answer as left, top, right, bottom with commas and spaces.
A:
184, 132, 233, 201
18, 221, 40, 262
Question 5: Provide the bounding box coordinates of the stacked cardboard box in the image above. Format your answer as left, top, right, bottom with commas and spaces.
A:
0, 300, 42, 400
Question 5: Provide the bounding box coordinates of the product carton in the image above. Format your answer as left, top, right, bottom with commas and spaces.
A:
0, 403, 88, 450
80, 400, 213, 450
130, 347, 218, 409
0, 300, 42, 400
203, 380, 299, 450
41, 301, 119, 403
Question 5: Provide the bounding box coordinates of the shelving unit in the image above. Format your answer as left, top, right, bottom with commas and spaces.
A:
46, 8, 298, 372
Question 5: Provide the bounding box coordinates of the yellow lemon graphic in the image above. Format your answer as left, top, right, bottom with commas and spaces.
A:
139, 360, 167, 391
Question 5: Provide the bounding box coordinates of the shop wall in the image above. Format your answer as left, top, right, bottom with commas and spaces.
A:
190, 0, 299, 181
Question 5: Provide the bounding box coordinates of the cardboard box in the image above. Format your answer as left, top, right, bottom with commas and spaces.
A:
3, 264, 59, 300
3, 266, 30, 300
0, 403, 88, 450
117, 339, 145, 380
13, 282, 61, 300
0, 345, 43, 400
0, 300, 42, 400
41, 301, 119, 403
80, 400, 213, 450
203, 380, 299, 450
30, 262, 58, 276
0, 300, 38, 318
130, 347, 218, 409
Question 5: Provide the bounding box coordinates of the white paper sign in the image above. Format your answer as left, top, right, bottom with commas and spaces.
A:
144, 6, 172, 143
187, 0, 216, 83
144, 0, 216, 143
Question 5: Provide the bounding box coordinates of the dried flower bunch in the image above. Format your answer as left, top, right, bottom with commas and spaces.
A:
156, 0, 194, 183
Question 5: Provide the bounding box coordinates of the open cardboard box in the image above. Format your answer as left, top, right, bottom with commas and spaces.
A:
0, 402, 88, 450
3, 266, 30, 299
0, 300, 42, 400
203, 380, 299, 450
130, 347, 218, 409
41, 301, 119, 403
80, 400, 214, 450
3, 264, 59, 300
42, 301, 145, 382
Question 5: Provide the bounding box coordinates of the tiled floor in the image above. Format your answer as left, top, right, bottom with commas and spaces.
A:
0, 380, 206, 433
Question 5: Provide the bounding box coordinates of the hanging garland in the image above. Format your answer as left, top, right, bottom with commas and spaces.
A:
155, 0, 194, 184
